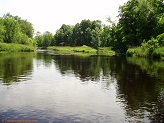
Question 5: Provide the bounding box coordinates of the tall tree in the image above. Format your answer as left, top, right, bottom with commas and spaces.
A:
3, 17, 20, 43
112, 0, 164, 53
42, 31, 54, 47
1, 13, 35, 45
100, 25, 112, 47
35, 32, 44, 47
55, 24, 73, 46
0, 18, 5, 42
18, 19, 34, 38
72, 19, 102, 47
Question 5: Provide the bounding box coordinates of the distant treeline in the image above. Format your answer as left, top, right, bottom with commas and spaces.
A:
35, 0, 164, 54
0, 0, 164, 54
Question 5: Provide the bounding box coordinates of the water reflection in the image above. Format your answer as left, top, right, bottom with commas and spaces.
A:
0, 51, 164, 123
0, 52, 34, 85
51, 54, 164, 122
35, 50, 54, 67
53, 55, 111, 81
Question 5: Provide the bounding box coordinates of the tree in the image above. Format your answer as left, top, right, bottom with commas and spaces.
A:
72, 19, 102, 47
55, 24, 73, 46
3, 17, 20, 43
1, 13, 35, 45
42, 31, 54, 47
0, 18, 5, 42
35, 32, 44, 47
18, 19, 34, 38
100, 25, 112, 47
72, 23, 81, 46
35, 31, 54, 48
91, 27, 101, 49
112, 0, 164, 53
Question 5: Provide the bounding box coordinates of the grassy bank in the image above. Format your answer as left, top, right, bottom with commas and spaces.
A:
0, 43, 35, 52
126, 46, 164, 60
48, 45, 115, 56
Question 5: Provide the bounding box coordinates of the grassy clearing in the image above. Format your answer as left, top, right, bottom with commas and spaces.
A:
48, 45, 115, 56
98, 47, 115, 56
0, 43, 35, 52
48, 45, 96, 54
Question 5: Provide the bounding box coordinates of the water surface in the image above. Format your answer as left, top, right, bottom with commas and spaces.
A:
0, 51, 163, 123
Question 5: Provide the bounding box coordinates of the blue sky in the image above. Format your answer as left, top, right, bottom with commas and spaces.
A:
0, 0, 128, 34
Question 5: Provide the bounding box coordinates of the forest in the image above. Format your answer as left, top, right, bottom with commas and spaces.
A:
0, 0, 164, 57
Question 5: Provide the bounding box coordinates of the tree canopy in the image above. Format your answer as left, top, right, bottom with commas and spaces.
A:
0, 13, 35, 46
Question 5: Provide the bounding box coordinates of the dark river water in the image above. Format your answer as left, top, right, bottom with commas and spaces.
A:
0, 51, 163, 123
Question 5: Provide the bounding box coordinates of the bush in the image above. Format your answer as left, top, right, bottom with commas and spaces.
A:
126, 47, 149, 57
153, 47, 164, 58
157, 33, 164, 46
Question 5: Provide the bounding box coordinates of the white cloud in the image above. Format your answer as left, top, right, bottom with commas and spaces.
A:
0, 0, 128, 34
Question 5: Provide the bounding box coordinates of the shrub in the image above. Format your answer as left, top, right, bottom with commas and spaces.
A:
157, 33, 164, 46
153, 47, 164, 58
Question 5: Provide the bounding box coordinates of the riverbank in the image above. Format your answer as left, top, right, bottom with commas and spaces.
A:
0, 43, 35, 52
126, 46, 164, 60
48, 45, 115, 56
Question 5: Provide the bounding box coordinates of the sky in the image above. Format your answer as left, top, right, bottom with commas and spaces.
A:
0, 0, 128, 34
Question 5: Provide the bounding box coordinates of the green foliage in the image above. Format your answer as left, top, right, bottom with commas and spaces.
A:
127, 34, 164, 58
18, 19, 34, 38
55, 24, 73, 46
153, 47, 164, 58
42, 31, 54, 47
1, 0, 163, 55
0, 18, 5, 42
0, 13, 35, 48
126, 47, 149, 57
3, 17, 20, 43
100, 25, 111, 47
48, 45, 97, 54
116, 0, 164, 52
70, 19, 102, 47
157, 33, 164, 46
91, 27, 101, 49
0, 43, 34, 52
34, 31, 53, 48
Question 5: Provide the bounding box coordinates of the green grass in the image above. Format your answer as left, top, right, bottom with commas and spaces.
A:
0, 43, 35, 52
48, 45, 115, 56
127, 46, 164, 60
98, 47, 115, 56
48, 45, 96, 54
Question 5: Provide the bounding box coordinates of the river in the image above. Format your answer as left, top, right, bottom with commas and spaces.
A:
0, 51, 163, 123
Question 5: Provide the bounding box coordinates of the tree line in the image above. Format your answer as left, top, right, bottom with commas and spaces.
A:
0, 13, 36, 46
35, 0, 164, 53
0, 0, 164, 53
35, 20, 107, 49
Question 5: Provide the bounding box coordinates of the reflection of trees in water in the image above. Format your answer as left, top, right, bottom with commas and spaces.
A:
114, 57, 164, 122
35, 51, 54, 68
0, 53, 34, 84
126, 57, 164, 122
53, 55, 115, 82
52, 55, 117, 91
36, 52, 164, 122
